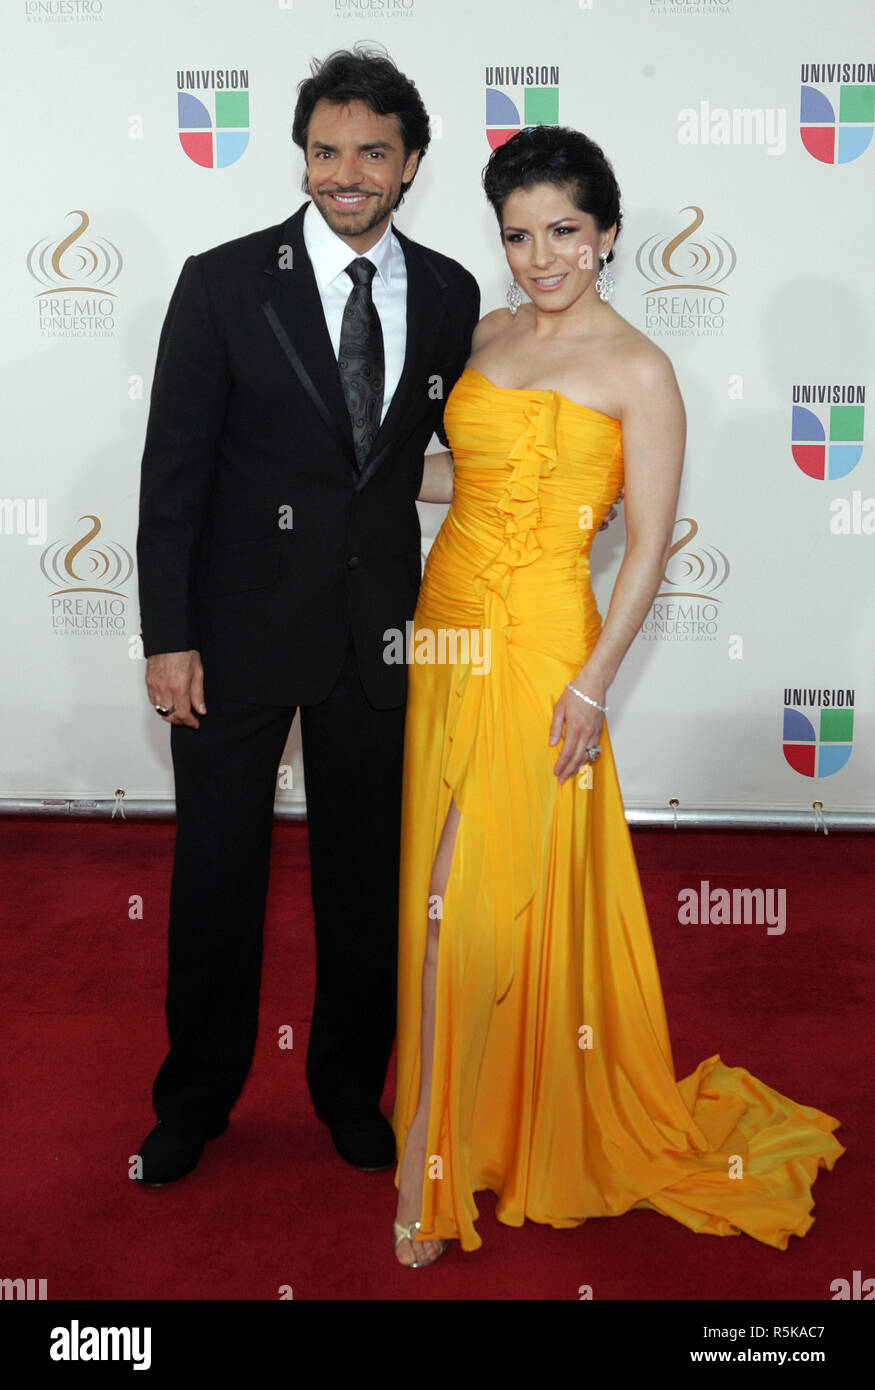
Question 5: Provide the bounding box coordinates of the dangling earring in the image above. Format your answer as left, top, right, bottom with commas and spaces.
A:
506, 278, 523, 315
595, 252, 615, 303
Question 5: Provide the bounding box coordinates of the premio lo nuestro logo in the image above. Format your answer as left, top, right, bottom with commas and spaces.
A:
782, 688, 854, 778
24, 1, 104, 21
332, 0, 415, 18
800, 62, 874, 164
636, 206, 735, 337
177, 69, 250, 168
648, 0, 732, 14
791, 385, 865, 481
41, 514, 133, 637
26, 209, 122, 337
641, 517, 729, 643
485, 65, 559, 149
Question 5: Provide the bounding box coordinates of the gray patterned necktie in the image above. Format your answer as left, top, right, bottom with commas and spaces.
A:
338, 257, 385, 472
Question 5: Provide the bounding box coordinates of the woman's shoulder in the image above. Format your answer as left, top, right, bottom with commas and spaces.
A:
604, 315, 677, 386
470, 307, 515, 352
601, 317, 684, 427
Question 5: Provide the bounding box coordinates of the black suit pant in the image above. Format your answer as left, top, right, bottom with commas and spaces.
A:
152, 635, 405, 1135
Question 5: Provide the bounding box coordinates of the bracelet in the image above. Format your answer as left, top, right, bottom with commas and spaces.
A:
566, 683, 608, 713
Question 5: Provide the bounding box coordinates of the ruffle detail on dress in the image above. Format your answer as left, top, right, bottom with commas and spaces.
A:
442, 395, 560, 1002
472, 392, 559, 632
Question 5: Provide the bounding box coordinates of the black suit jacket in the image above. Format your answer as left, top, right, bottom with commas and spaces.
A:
136, 200, 480, 709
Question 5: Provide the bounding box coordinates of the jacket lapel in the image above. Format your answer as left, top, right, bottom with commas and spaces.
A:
261, 201, 449, 488
261, 203, 355, 456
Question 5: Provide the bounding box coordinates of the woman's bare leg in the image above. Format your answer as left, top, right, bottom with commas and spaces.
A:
394, 796, 461, 1266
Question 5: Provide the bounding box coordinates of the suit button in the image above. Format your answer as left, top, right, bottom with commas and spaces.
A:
347, 555, 360, 569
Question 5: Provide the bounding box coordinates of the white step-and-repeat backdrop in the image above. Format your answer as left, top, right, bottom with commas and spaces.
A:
2, 0, 872, 814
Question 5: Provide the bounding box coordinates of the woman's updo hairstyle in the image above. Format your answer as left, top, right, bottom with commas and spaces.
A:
482, 125, 623, 263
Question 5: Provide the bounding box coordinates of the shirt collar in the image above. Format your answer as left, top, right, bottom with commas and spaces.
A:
303, 200, 397, 292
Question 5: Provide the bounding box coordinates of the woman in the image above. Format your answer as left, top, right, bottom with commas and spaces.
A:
391, 125, 843, 1265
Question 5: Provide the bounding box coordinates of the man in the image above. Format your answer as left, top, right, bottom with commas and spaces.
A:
135, 47, 480, 1184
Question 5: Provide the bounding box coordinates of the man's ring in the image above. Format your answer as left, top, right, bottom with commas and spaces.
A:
154, 704, 172, 717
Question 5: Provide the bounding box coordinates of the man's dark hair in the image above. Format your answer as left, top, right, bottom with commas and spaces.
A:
292, 43, 431, 208
482, 125, 623, 262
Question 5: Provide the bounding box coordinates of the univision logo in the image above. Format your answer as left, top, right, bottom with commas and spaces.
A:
177, 69, 250, 168
485, 64, 559, 150
782, 688, 854, 778
800, 62, 874, 164
791, 385, 865, 481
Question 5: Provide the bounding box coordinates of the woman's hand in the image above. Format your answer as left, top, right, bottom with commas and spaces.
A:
549, 670, 607, 784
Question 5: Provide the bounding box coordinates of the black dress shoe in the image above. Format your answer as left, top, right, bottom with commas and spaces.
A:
315, 1107, 396, 1171
134, 1119, 228, 1187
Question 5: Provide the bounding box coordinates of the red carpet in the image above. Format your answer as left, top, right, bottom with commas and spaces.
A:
1, 818, 868, 1301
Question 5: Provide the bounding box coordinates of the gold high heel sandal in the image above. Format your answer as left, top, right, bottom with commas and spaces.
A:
392, 1218, 448, 1269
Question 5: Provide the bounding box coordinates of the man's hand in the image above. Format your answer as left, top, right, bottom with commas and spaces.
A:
598, 488, 624, 532
145, 650, 206, 728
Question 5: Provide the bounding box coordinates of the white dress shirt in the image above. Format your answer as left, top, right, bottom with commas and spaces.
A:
303, 200, 407, 425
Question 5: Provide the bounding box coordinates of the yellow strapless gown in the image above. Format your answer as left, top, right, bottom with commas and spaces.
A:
391, 367, 844, 1252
